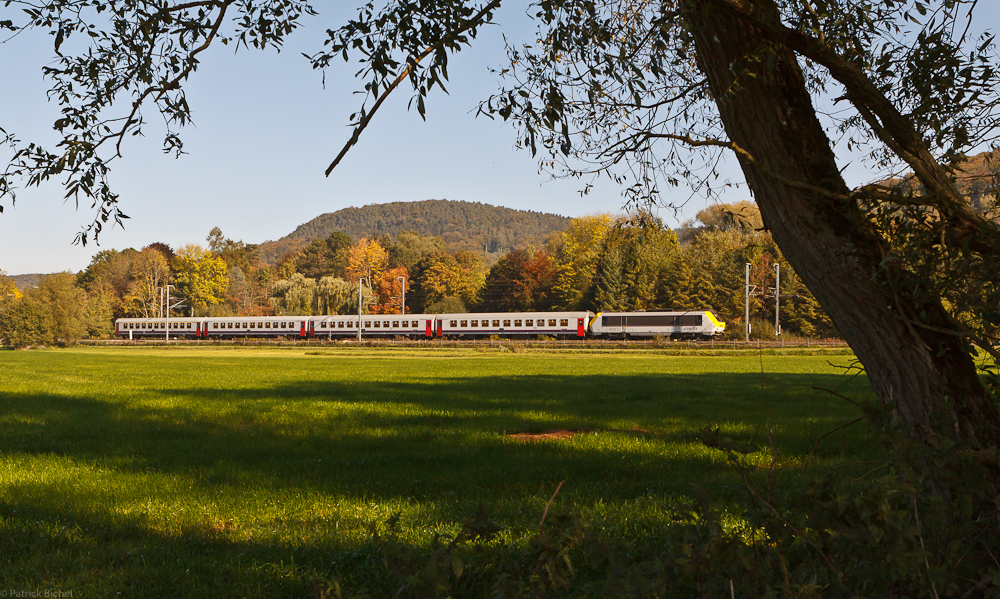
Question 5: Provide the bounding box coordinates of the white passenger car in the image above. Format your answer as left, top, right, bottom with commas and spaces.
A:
434, 311, 593, 338
309, 314, 435, 339
116, 317, 206, 339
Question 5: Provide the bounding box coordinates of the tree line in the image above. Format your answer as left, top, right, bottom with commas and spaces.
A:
0, 203, 836, 347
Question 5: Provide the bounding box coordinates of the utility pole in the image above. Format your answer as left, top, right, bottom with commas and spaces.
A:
163, 284, 175, 341
397, 276, 406, 315
774, 263, 781, 337
357, 278, 364, 343
745, 263, 752, 342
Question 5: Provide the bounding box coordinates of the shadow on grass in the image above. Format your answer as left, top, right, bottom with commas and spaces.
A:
0, 487, 399, 598
0, 372, 879, 596
0, 373, 874, 500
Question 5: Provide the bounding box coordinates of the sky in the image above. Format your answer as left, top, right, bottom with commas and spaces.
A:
0, 2, 996, 276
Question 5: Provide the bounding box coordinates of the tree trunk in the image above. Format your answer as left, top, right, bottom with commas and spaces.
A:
680, 0, 1000, 450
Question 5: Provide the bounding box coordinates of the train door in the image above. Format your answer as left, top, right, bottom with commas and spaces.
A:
308, 321, 315, 338
437, 318, 443, 337
299, 321, 306, 338
577, 318, 585, 337
425, 319, 433, 338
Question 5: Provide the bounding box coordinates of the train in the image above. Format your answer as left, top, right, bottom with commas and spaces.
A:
115, 309, 726, 341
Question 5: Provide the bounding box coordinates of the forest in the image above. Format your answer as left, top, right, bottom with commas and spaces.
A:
0, 200, 840, 347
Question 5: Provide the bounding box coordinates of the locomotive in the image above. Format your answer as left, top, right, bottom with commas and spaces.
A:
115, 310, 725, 341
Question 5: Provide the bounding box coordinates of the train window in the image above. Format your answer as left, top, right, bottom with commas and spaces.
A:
548, 319, 556, 327
212, 323, 217, 329
227, 323, 232, 329
679, 315, 703, 326
460, 320, 467, 327
373, 321, 380, 328
348, 321, 354, 328
383, 321, 389, 328
364, 321, 371, 327
492, 320, 500, 327
412, 321, 418, 327
526, 319, 533, 327
470, 320, 478, 327
187, 323, 192, 329
560, 319, 569, 327
503, 320, 511, 327
391, 321, 398, 327
450, 320, 458, 327
514, 320, 522, 327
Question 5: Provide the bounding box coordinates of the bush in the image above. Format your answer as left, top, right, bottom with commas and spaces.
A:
0, 296, 52, 348
426, 296, 467, 313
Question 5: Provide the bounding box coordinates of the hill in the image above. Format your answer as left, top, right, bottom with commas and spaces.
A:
10, 273, 46, 290
257, 199, 572, 264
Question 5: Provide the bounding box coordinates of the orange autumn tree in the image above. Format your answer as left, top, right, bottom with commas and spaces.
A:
372, 265, 409, 314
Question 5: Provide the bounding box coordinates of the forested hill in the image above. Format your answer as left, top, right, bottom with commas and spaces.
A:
258, 200, 572, 264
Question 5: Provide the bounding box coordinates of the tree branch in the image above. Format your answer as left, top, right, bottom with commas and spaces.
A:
325, 0, 503, 176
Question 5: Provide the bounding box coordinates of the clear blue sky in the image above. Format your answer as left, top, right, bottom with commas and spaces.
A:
1, 3, 995, 276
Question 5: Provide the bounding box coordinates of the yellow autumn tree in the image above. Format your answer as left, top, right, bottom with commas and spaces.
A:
172, 245, 228, 313
346, 238, 389, 286
553, 214, 613, 310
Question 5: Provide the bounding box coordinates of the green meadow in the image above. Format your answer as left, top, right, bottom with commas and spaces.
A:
0, 346, 876, 597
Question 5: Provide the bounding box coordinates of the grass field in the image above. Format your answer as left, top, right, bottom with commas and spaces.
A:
0, 346, 877, 597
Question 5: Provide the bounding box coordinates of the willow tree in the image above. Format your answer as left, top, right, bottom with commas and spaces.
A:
2, 0, 1000, 451
495, 0, 1000, 451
